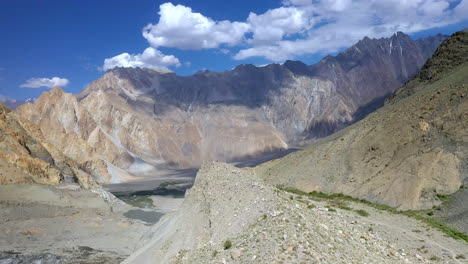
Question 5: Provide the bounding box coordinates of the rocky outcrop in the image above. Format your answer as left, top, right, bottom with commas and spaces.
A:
257, 32, 468, 210
0, 102, 97, 188
18, 32, 446, 183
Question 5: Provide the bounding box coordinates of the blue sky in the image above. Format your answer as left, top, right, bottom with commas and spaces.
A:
1, 0, 467, 100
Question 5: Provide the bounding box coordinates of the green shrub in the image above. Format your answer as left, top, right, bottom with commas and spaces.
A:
356, 209, 369, 217
223, 240, 232, 250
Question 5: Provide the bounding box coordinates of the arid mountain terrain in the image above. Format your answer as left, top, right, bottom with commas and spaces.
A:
122, 32, 468, 264
17, 33, 446, 183
257, 31, 468, 210
0, 102, 95, 187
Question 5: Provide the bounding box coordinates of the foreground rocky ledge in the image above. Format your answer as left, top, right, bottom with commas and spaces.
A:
124, 163, 467, 264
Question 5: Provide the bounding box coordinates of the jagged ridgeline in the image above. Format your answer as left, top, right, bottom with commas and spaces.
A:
17, 33, 446, 183
257, 31, 468, 210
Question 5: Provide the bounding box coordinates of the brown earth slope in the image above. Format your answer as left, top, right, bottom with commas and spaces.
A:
256, 31, 468, 210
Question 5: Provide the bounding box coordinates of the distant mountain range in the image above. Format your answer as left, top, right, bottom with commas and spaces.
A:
17, 32, 447, 183
0, 96, 35, 110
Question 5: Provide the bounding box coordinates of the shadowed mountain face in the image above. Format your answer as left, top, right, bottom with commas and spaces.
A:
17, 32, 446, 183
257, 31, 468, 210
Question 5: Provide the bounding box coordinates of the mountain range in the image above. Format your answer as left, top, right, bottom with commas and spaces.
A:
17, 32, 447, 183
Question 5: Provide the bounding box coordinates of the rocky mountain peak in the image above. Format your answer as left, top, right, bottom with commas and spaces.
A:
283, 60, 310, 75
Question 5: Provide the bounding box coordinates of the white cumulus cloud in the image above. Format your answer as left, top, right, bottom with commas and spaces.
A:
142, 3, 250, 50
247, 7, 313, 45
20, 77, 69, 89
105, 0, 468, 66
235, 0, 464, 60
103, 47, 180, 71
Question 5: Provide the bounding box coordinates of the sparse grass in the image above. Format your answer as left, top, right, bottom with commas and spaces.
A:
435, 194, 449, 201
278, 186, 468, 242
307, 204, 316, 209
412, 229, 421, 233
429, 256, 440, 261
327, 208, 337, 212
223, 240, 232, 250
355, 209, 369, 217
327, 200, 352, 211
212, 250, 219, 257
456, 254, 466, 259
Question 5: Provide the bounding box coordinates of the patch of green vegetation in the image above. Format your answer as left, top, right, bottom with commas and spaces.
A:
212, 250, 219, 257
429, 256, 440, 261
355, 209, 369, 217
456, 254, 466, 259
223, 240, 232, 250
412, 229, 421, 233
307, 204, 316, 209
278, 187, 468, 242
327, 207, 337, 212
435, 193, 449, 201
121, 195, 154, 208
327, 200, 353, 211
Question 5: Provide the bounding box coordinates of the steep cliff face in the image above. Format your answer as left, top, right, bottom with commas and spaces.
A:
0, 102, 97, 188
257, 32, 468, 210
18, 32, 446, 183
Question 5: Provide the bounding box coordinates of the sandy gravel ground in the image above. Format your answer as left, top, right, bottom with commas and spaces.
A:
0, 184, 152, 263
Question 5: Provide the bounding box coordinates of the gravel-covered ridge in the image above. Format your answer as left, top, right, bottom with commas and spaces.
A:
124, 163, 467, 264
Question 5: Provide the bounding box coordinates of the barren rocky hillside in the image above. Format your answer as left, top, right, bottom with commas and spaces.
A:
0, 102, 96, 188
123, 163, 467, 264
17, 33, 445, 183
256, 31, 468, 210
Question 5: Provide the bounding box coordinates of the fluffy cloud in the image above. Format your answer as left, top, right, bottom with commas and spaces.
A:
20, 77, 69, 88
142, 3, 250, 49
235, 0, 464, 60
247, 7, 313, 45
106, 0, 467, 67
103, 47, 180, 71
